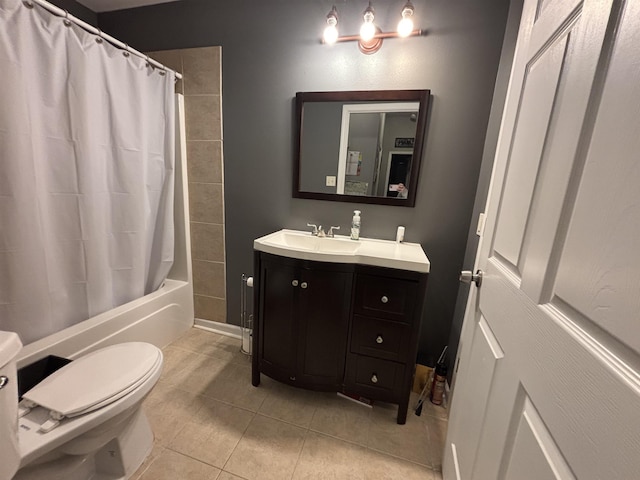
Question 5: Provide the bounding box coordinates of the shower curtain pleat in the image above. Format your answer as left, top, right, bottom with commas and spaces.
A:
0, 0, 175, 344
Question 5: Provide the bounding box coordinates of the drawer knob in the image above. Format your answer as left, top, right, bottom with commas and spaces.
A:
301, 282, 308, 289
290, 376, 296, 381
292, 280, 299, 287
371, 374, 378, 384
376, 335, 384, 344
381, 296, 389, 304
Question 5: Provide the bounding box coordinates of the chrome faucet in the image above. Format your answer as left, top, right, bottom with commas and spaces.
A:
307, 223, 324, 236
327, 226, 340, 238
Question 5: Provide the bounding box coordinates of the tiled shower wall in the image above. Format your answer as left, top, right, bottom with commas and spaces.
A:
148, 47, 227, 324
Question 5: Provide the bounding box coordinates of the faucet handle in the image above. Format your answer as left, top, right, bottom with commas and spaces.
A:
307, 223, 319, 235
327, 226, 340, 237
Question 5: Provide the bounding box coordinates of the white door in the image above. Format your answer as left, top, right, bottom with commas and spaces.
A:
444, 0, 640, 477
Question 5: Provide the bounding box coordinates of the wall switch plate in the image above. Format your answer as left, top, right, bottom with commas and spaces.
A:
326, 175, 337, 187
476, 212, 486, 237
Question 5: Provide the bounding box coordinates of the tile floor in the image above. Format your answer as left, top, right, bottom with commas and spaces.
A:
133, 327, 448, 480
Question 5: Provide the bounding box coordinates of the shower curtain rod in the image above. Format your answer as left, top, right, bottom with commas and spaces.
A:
25, 0, 183, 80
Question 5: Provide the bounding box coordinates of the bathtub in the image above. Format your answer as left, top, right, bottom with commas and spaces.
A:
17, 279, 193, 368
17, 94, 194, 368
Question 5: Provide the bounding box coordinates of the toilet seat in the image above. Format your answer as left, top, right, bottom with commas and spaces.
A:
20, 342, 162, 432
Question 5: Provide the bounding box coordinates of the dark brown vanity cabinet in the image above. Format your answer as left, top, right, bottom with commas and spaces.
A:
252, 252, 428, 424
344, 267, 427, 423
253, 252, 353, 390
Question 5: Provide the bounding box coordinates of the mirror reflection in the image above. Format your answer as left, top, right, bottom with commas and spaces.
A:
294, 90, 430, 207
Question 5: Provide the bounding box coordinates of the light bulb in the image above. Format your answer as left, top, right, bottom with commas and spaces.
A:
323, 6, 339, 44
324, 24, 338, 44
360, 3, 376, 41
397, 1, 414, 37
397, 17, 413, 37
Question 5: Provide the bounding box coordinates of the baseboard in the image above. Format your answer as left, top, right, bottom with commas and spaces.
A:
194, 318, 242, 339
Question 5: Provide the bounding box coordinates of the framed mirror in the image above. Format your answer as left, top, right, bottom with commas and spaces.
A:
293, 90, 430, 206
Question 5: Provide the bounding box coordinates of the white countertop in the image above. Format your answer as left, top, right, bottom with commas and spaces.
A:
254, 229, 430, 273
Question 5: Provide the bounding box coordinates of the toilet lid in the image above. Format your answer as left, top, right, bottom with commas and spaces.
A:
22, 342, 162, 418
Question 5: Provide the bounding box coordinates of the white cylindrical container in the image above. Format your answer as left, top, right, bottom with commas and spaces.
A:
396, 226, 405, 243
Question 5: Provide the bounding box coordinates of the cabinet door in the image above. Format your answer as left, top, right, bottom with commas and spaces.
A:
259, 260, 298, 379
297, 268, 352, 388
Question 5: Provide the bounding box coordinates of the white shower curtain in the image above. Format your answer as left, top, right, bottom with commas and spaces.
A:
0, 0, 175, 344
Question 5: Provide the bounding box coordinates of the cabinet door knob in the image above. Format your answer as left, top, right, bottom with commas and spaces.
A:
300, 282, 308, 289
292, 280, 299, 287
371, 374, 378, 384
381, 296, 389, 304
290, 376, 296, 381
376, 335, 383, 344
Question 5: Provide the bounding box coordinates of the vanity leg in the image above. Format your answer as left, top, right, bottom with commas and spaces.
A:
251, 353, 260, 386
397, 401, 408, 425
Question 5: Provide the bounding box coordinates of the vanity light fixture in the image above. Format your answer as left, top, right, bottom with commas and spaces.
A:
323, 6, 339, 45
321, 1, 422, 55
360, 3, 377, 42
397, 1, 415, 37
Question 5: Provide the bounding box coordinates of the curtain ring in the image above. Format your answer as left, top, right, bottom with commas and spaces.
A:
95, 29, 104, 44
122, 44, 130, 57
63, 10, 72, 27
158, 66, 167, 76
23, 1, 34, 8
145, 55, 151, 68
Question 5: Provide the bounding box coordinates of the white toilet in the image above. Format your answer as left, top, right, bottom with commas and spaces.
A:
0, 330, 163, 480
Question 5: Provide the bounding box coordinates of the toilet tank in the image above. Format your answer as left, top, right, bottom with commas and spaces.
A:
0, 331, 23, 480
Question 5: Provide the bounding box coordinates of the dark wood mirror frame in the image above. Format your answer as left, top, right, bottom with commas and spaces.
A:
293, 90, 431, 207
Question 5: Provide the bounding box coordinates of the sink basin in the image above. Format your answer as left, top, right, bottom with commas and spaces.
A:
254, 229, 430, 273
270, 230, 361, 254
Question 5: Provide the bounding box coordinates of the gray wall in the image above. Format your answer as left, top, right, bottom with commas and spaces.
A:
299, 102, 342, 193
99, 0, 511, 364
447, 0, 524, 377
52, 0, 97, 25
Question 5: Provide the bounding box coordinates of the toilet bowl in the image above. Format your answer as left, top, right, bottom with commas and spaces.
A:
0, 331, 163, 480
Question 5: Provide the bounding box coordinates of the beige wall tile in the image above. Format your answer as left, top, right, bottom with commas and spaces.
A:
185, 95, 222, 141
166, 46, 225, 326
194, 295, 227, 323
189, 184, 223, 224
187, 141, 223, 184
182, 46, 221, 95
147, 50, 184, 94
191, 222, 225, 262
193, 260, 225, 297
147, 49, 183, 73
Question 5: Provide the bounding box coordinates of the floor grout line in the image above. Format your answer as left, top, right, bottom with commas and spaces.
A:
140, 327, 447, 479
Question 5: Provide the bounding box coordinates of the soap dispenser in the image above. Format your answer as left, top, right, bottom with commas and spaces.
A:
351, 210, 361, 240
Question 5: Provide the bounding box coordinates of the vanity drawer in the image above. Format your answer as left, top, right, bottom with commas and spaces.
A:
354, 274, 417, 322
346, 355, 404, 398
351, 315, 411, 362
